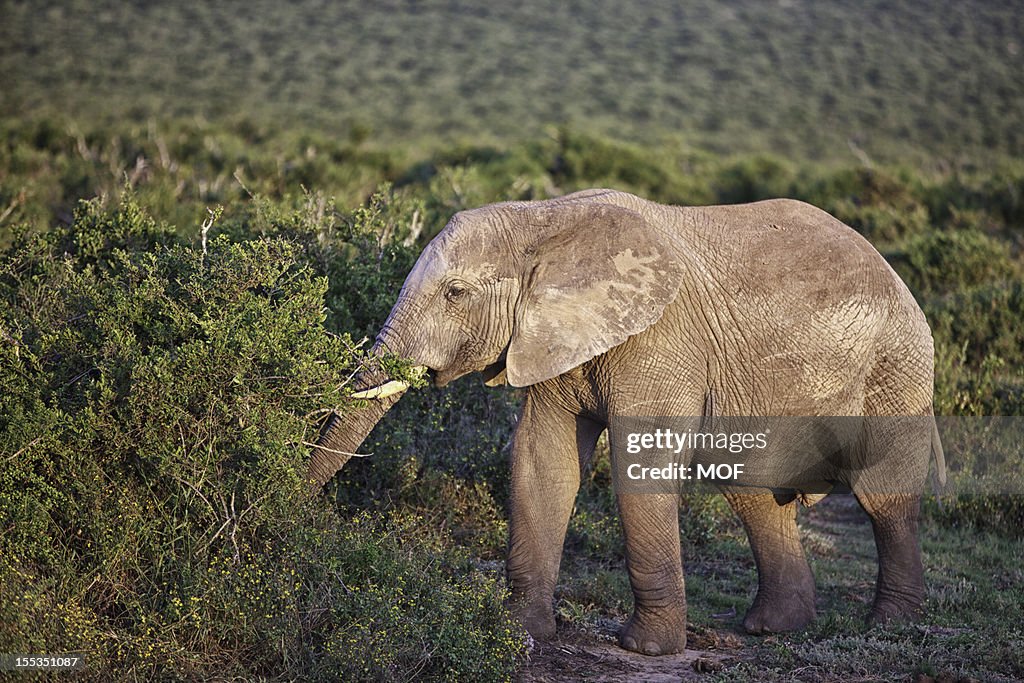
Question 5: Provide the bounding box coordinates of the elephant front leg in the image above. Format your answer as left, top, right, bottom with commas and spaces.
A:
617, 491, 687, 655
506, 395, 602, 640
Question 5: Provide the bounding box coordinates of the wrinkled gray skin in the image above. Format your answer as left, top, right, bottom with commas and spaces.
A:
311, 189, 944, 656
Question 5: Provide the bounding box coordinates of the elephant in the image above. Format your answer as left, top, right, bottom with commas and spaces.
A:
309, 188, 946, 656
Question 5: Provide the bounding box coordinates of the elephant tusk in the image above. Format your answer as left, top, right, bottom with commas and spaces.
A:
349, 366, 428, 399
350, 380, 410, 400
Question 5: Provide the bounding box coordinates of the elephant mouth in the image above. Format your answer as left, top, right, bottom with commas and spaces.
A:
432, 366, 459, 388
433, 360, 507, 389
481, 360, 508, 386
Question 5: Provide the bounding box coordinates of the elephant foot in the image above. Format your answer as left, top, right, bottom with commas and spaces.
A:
619, 611, 686, 656
511, 600, 556, 640
867, 593, 923, 627
742, 584, 816, 634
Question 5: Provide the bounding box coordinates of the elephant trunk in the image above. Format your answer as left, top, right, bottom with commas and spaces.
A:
308, 373, 406, 487
308, 337, 424, 488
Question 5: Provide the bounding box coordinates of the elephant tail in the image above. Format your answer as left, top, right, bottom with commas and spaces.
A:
930, 418, 947, 491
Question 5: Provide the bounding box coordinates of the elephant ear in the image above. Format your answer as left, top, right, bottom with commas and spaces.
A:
507, 202, 685, 387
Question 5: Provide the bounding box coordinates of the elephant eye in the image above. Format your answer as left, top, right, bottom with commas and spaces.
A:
445, 282, 468, 302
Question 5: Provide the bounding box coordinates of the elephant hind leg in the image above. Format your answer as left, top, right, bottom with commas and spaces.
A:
722, 488, 816, 634
850, 342, 932, 625
850, 415, 929, 625
854, 491, 925, 625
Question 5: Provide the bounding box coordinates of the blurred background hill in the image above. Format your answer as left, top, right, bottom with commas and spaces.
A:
3, 0, 1022, 162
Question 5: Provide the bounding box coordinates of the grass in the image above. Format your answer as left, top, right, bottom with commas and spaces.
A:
2, 0, 1023, 163
544, 469, 1024, 681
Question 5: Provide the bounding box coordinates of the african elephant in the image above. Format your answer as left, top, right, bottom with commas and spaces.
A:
309, 189, 945, 656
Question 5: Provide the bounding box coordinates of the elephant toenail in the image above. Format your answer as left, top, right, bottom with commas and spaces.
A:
643, 641, 662, 656
622, 636, 637, 651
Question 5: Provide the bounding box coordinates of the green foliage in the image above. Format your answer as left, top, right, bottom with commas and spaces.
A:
214, 186, 422, 340
712, 155, 797, 205
0, 195, 524, 680
929, 283, 1024, 371
316, 512, 525, 681
567, 442, 624, 560
0, 117, 403, 248
333, 377, 521, 557
894, 229, 1018, 298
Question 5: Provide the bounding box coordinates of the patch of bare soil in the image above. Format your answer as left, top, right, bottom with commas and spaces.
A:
516, 624, 747, 682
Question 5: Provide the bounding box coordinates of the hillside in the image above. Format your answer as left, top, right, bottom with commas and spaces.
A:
2, 0, 1022, 161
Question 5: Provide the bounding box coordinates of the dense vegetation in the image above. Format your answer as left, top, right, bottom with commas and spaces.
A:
2, 0, 1023, 680
2, 0, 1023, 162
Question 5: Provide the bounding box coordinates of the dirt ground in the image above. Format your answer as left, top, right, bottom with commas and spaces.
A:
516, 625, 747, 682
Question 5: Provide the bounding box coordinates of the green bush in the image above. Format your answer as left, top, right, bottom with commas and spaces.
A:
890, 229, 1018, 298
927, 283, 1024, 371
545, 128, 718, 205
0, 195, 525, 680
924, 166, 1024, 230
712, 155, 796, 205
213, 187, 422, 340
829, 200, 933, 243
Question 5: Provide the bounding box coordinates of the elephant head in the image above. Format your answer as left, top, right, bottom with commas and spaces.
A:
309, 191, 686, 487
